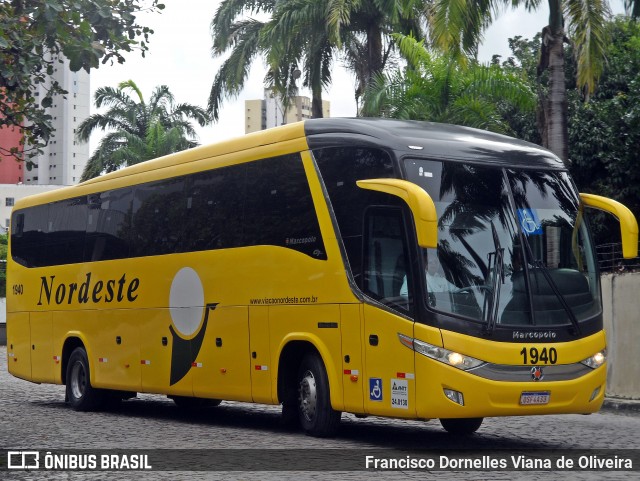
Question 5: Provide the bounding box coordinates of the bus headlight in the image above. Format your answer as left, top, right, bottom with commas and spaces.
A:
398, 334, 485, 371
580, 349, 607, 369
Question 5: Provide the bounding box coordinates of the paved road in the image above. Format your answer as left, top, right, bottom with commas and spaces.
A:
1, 346, 639, 480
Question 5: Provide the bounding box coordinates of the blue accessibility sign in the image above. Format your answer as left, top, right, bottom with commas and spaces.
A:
517, 208, 543, 236
369, 378, 383, 402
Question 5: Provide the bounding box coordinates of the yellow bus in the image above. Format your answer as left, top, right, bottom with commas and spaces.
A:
6, 119, 638, 436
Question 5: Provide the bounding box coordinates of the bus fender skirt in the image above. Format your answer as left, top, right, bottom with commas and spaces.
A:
58, 331, 93, 385
274, 332, 344, 412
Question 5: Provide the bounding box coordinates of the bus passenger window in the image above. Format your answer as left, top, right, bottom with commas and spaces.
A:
131, 177, 187, 256
11, 205, 49, 267
85, 188, 133, 262
183, 164, 246, 252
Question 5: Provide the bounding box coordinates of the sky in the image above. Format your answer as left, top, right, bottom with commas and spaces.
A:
88, 0, 625, 152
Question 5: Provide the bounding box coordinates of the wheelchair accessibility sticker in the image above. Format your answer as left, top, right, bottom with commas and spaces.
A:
369, 378, 383, 401
518, 208, 543, 236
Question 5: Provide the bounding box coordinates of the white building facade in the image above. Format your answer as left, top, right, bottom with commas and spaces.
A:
24, 55, 90, 186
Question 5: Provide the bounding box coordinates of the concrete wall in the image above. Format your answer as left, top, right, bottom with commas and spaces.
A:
602, 272, 640, 399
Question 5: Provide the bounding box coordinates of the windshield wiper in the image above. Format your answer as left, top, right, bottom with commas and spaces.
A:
484, 222, 505, 335
520, 232, 582, 336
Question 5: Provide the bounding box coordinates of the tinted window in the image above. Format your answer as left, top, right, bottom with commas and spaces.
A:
12, 153, 326, 267
132, 177, 187, 257
85, 188, 133, 262
244, 154, 326, 259
363, 207, 412, 313
313, 147, 396, 281
48, 197, 88, 265
11, 205, 49, 267
182, 164, 246, 252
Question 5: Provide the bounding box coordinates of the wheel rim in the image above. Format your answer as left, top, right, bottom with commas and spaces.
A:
70, 361, 86, 400
298, 369, 317, 422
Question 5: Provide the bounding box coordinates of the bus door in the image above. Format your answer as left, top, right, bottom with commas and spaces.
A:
361, 207, 416, 417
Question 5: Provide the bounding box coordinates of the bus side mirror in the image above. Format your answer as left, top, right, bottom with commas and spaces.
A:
357, 178, 437, 248
580, 193, 639, 259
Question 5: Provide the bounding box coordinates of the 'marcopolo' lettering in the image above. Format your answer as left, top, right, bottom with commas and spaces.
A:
38, 273, 140, 306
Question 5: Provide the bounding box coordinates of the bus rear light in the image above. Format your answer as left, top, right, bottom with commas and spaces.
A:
580, 349, 607, 369
444, 389, 465, 406
398, 334, 485, 371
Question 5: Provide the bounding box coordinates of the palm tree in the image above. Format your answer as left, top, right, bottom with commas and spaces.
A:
426, 0, 616, 165
326, 0, 425, 109
261, 0, 335, 118
77, 80, 210, 180
362, 34, 536, 133
208, 0, 426, 120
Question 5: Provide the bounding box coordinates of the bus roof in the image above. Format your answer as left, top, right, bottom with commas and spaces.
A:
15, 119, 563, 209
304, 118, 565, 169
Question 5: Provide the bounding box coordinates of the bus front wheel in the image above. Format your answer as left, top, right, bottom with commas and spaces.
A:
297, 353, 341, 437
66, 347, 105, 411
439, 417, 483, 435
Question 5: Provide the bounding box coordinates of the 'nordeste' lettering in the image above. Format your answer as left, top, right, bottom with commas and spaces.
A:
38, 273, 140, 306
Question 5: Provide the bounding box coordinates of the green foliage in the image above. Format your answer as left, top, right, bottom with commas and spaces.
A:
361, 35, 537, 134
209, 0, 426, 119
0, 0, 165, 165
494, 17, 640, 244
78, 80, 210, 180
567, 17, 640, 241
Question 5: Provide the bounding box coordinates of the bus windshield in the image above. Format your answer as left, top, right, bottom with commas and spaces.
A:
404, 159, 600, 328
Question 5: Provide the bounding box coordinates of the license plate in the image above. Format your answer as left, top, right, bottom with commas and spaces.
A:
520, 391, 550, 405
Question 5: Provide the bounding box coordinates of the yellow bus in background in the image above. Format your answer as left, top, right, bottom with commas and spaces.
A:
6, 119, 638, 436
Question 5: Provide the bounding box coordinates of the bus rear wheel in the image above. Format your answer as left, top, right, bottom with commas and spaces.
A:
297, 353, 341, 437
439, 417, 483, 435
66, 347, 105, 411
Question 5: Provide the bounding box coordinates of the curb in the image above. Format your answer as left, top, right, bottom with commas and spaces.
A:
602, 397, 640, 414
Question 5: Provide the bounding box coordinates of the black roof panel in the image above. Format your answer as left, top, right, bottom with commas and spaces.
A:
304, 118, 564, 169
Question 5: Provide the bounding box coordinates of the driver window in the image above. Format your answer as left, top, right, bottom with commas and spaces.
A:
363, 207, 413, 315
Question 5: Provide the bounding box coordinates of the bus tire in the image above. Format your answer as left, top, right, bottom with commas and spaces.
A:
66, 347, 104, 411
297, 353, 341, 437
439, 417, 483, 435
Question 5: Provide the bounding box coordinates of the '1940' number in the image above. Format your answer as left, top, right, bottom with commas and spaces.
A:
520, 347, 557, 365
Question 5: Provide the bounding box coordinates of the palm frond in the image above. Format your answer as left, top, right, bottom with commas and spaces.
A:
565, 0, 611, 97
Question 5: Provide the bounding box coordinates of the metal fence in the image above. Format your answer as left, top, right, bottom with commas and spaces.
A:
596, 242, 640, 273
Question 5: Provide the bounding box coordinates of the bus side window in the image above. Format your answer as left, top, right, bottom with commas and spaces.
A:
85, 188, 133, 262
244, 154, 326, 259
362, 207, 412, 314
313, 147, 395, 283
131, 177, 187, 256
183, 164, 246, 252
11, 206, 48, 267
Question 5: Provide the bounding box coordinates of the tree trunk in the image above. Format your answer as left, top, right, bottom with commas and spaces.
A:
359, 22, 383, 111
311, 81, 324, 118
544, 28, 569, 164
538, 0, 569, 166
